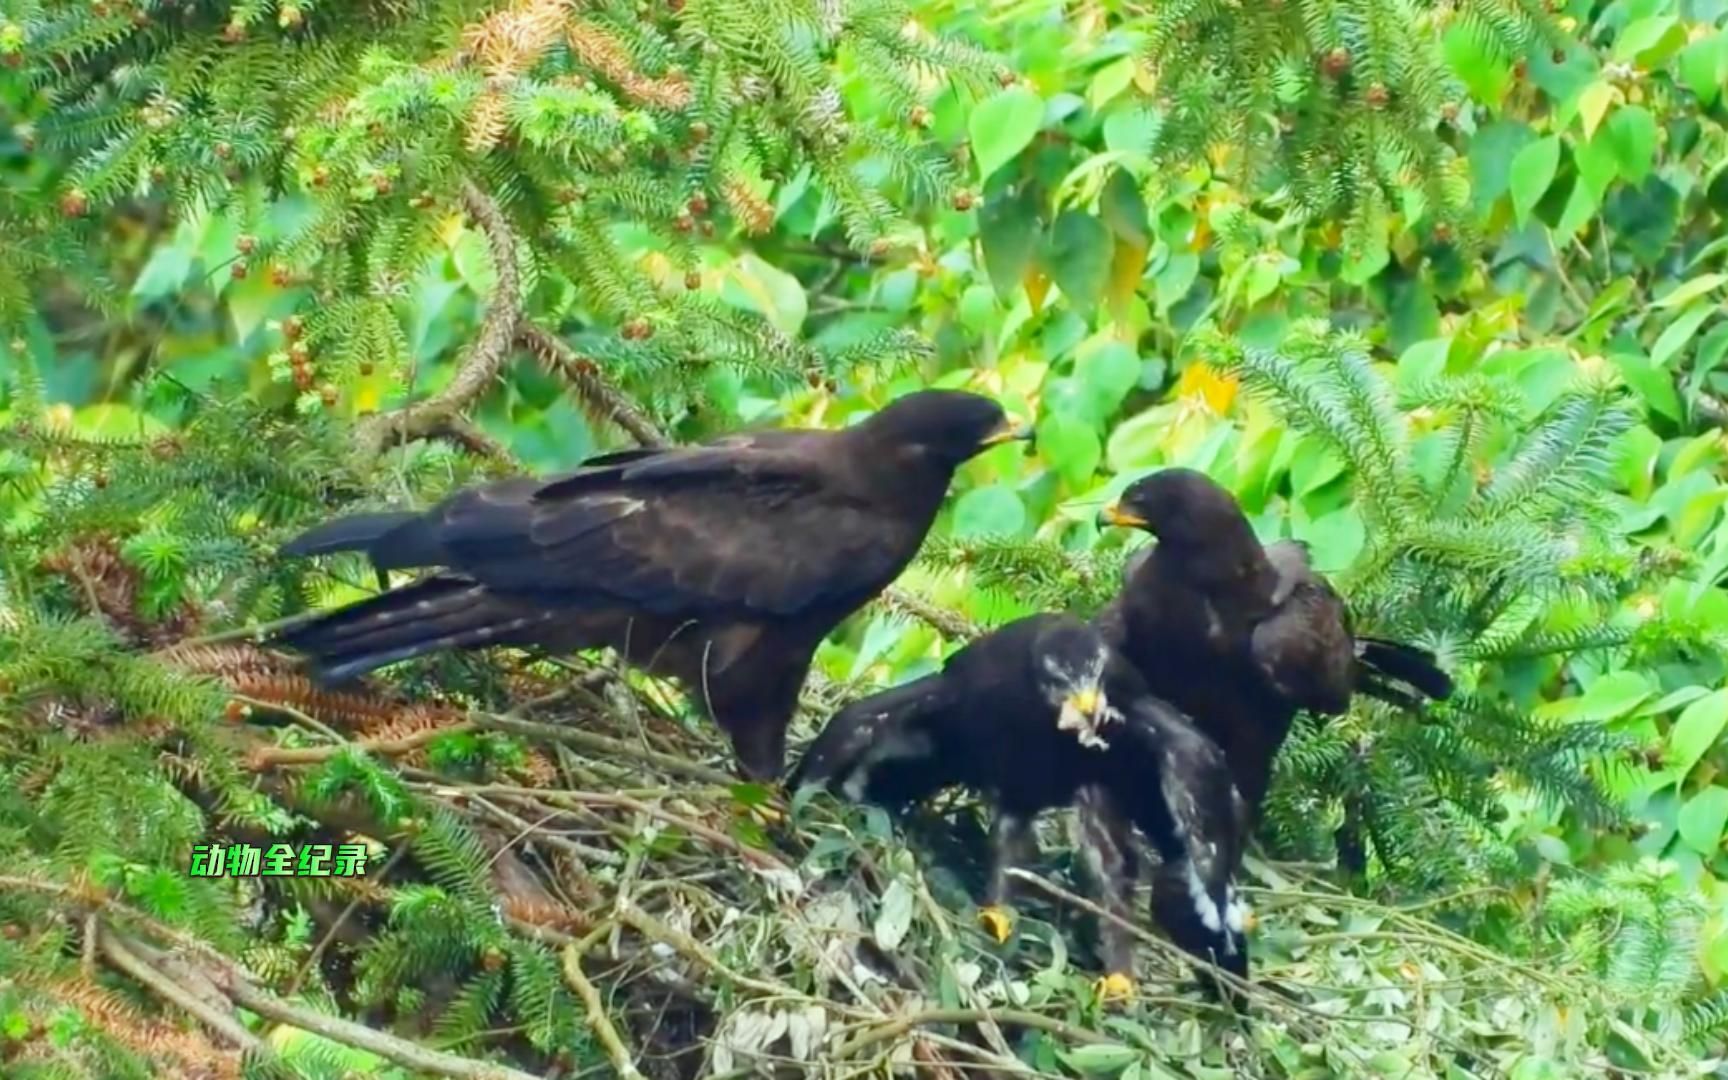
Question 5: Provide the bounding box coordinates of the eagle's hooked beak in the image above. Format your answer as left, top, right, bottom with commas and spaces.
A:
1066, 686, 1103, 722
1097, 502, 1149, 529
981, 416, 1036, 447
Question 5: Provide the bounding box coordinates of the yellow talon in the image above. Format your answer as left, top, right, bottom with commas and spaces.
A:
1094, 972, 1135, 1003
747, 801, 787, 826
977, 905, 1014, 943
1242, 909, 1259, 933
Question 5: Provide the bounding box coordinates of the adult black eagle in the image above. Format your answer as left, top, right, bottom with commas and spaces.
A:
272, 389, 1029, 780
790, 613, 1249, 1000
1096, 467, 1455, 817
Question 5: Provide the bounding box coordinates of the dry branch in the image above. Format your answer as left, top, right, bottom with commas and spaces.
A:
518, 321, 667, 447
355, 180, 522, 456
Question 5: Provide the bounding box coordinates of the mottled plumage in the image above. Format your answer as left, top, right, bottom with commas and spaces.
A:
791, 613, 1248, 995
274, 389, 1029, 779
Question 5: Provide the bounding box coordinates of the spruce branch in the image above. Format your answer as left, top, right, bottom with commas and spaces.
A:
355, 181, 522, 457
518, 322, 668, 447
560, 941, 647, 1080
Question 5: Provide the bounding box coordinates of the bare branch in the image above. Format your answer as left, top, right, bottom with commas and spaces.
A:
518, 321, 667, 447
356, 181, 522, 456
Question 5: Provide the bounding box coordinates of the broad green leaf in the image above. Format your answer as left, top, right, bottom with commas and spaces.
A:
73, 404, 169, 440
1509, 136, 1561, 225
1074, 340, 1141, 417
873, 880, 915, 951
1680, 32, 1728, 105
1574, 133, 1621, 199
1651, 302, 1715, 368
1669, 688, 1728, 779
1099, 168, 1149, 245
1654, 273, 1728, 310
951, 484, 1027, 538
1677, 787, 1728, 856
1087, 56, 1136, 112
1045, 210, 1112, 313
1443, 24, 1512, 103
979, 185, 1044, 299
1541, 671, 1652, 722
1294, 504, 1366, 572
131, 236, 195, 301
1154, 251, 1199, 312
1037, 412, 1102, 488
1101, 104, 1157, 154
970, 87, 1045, 183
723, 253, 807, 335
1608, 106, 1658, 185
1555, 180, 1599, 240
1105, 405, 1173, 471
1577, 80, 1617, 140
1612, 351, 1683, 421
1060, 1043, 1142, 1075
1614, 16, 1684, 68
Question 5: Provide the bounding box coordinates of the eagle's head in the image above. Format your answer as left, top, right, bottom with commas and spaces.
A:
1097, 466, 1243, 547
1032, 618, 1123, 750
860, 389, 1032, 466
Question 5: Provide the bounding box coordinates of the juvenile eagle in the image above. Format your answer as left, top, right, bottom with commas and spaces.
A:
274, 389, 1029, 780
790, 613, 1248, 1000
1096, 467, 1455, 816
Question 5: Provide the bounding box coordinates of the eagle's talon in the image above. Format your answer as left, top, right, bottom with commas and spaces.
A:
1094, 972, 1135, 1003
977, 905, 1014, 943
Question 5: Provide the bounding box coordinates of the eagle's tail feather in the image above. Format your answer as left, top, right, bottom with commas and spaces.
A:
273, 576, 548, 683
279, 511, 449, 572
1355, 636, 1453, 703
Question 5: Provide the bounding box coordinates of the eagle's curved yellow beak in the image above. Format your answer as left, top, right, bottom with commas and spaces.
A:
981, 417, 1035, 447
1067, 687, 1102, 720
1097, 503, 1148, 529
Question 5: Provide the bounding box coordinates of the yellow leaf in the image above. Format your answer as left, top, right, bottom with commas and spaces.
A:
1132, 59, 1158, 95
437, 212, 467, 249
354, 379, 382, 415
1106, 237, 1148, 327
1024, 266, 1051, 311
1175, 360, 1238, 416
1578, 80, 1617, 140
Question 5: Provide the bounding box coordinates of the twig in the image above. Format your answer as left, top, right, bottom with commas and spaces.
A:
561, 941, 647, 1080
614, 903, 838, 1007
355, 181, 522, 456
832, 1007, 1110, 1059
519, 322, 667, 447
247, 720, 476, 767
225, 977, 544, 1080
285, 846, 410, 995
448, 782, 790, 874
880, 586, 979, 639
474, 711, 733, 784
97, 929, 264, 1054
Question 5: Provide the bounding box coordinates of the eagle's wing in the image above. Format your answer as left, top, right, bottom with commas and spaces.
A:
374, 439, 917, 619
789, 673, 960, 806
1117, 697, 1248, 970
1248, 540, 1355, 715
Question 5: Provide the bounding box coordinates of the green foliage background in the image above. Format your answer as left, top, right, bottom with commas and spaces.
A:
5, 0, 1728, 1076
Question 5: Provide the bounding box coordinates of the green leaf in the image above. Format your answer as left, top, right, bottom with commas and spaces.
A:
1154, 251, 1199, 312
970, 87, 1046, 184
1577, 80, 1617, 140
1443, 24, 1511, 103
1555, 180, 1599, 239
1045, 210, 1112, 313
1607, 106, 1658, 185
1087, 56, 1136, 112
1614, 16, 1684, 67
1509, 136, 1561, 225
1679, 32, 1728, 105
1099, 168, 1149, 246
979, 185, 1044, 299
1677, 787, 1728, 856
1574, 133, 1621, 199
1037, 412, 1102, 488
1651, 302, 1714, 368
1612, 351, 1683, 421
723, 253, 808, 335
873, 880, 915, 951
1060, 1043, 1142, 1075
951, 485, 1027, 538
1294, 504, 1366, 571
1669, 689, 1728, 779
1654, 273, 1728, 310
1074, 340, 1142, 418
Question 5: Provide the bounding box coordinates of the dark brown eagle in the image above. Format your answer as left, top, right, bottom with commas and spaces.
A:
272, 389, 1029, 780
1095, 466, 1455, 817
789, 613, 1248, 1001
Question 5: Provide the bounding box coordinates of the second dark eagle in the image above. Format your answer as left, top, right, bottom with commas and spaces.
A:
791, 613, 1248, 1001
1096, 467, 1455, 817
272, 389, 1029, 780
